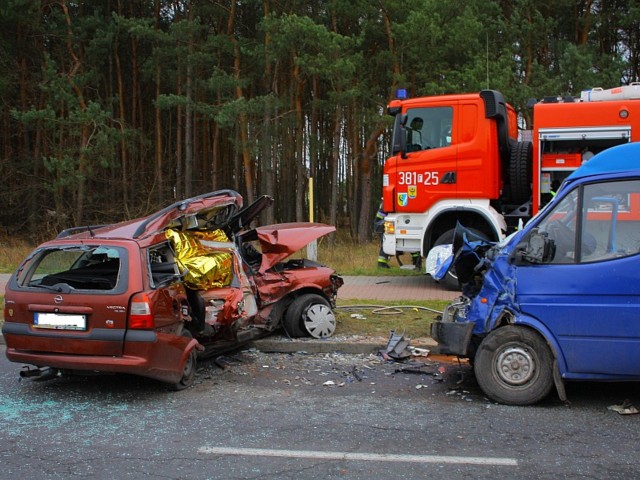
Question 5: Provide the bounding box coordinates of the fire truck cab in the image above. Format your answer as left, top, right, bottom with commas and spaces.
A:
382, 90, 529, 287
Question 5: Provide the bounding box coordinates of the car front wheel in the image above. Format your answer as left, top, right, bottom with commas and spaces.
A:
284, 294, 336, 339
474, 326, 554, 405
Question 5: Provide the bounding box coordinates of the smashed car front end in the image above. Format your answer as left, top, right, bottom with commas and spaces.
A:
430, 231, 525, 356
245, 222, 343, 302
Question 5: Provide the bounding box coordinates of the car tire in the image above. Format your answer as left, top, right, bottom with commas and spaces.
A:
169, 330, 197, 391
474, 326, 554, 405
284, 294, 335, 339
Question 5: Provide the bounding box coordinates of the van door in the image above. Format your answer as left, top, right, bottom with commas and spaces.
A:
514, 179, 640, 377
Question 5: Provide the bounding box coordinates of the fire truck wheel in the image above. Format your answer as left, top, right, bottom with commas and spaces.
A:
474, 326, 554, 405
508, 141, 532, 205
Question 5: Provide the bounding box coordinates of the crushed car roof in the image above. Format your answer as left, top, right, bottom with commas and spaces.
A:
56, 190, 246, 242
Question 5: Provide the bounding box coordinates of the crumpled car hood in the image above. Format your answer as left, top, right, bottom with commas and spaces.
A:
255, 223, 335, 273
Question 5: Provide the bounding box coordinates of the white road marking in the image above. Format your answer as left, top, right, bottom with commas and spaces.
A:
197, 446, 518, 466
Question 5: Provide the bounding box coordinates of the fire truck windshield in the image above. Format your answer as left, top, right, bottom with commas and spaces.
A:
396, 107, 453, 154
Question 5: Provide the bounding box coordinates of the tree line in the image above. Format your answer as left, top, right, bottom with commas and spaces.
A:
1, 0, 638, 242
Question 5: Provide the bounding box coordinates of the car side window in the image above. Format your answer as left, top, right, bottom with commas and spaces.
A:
148, 242, 181, 288
535, 189, 579, 264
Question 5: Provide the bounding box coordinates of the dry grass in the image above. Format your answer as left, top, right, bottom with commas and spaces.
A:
0, 237, 33, 273
0, 235, 417, 276
312, 237, 421, 276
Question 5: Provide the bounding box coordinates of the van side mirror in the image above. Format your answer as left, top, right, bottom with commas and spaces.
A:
513, 228, 555, 264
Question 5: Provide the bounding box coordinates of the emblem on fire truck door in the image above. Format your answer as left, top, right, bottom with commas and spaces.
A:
408, 186, 417, 198
397, 193, 408, 207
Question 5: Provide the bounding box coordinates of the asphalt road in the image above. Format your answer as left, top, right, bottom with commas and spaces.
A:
1, 345, 640, 479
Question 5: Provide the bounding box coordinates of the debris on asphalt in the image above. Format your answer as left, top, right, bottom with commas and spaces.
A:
408, 346, 430, 357
607, 399, 639, 415
191, 347, 474, 399
382, 330, 412, 360
392, 362, 438, 375
214, 355, 242, 369
446, 388, 473, 401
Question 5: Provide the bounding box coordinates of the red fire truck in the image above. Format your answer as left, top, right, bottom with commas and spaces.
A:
382, 84, 640, 287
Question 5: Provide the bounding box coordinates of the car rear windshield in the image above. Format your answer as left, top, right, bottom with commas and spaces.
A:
17, 245, 126, 292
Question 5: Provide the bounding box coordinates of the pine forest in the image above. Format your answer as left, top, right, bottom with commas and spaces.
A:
1, 0, 639, 241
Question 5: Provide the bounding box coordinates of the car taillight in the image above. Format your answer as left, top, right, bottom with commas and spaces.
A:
129, 292, 154, 329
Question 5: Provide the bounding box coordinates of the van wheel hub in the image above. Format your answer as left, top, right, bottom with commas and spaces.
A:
496, 346, 534, 385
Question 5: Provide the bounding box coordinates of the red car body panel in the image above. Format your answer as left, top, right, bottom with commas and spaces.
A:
256, 223, 336, 272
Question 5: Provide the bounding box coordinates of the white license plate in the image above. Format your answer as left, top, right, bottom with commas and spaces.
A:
34, 313, 87, 331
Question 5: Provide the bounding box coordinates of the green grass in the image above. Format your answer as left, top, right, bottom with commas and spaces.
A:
334, 298, 447, 339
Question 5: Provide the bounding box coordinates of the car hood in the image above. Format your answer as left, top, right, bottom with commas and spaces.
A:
255, 223, 336, 272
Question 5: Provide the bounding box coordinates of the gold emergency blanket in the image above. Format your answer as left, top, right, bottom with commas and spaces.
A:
166, 229, 233, 289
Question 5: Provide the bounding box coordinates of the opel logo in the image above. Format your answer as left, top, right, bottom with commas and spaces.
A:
54, 295, 63, 304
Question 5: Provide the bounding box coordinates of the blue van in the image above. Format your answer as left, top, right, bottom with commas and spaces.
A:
431, 142, 640, 405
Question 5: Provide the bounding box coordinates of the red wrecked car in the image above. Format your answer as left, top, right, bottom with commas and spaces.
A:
2, 190, 343, 389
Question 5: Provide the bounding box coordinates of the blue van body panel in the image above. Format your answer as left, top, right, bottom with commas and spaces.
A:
433, 143, 640, 382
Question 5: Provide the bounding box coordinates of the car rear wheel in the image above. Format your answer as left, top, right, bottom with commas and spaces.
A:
169, 331, 197, 391
284, 294, 336, 339
474, 326, 554, 405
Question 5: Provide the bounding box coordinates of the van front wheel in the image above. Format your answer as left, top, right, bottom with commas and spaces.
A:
474, 326, 554, 405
